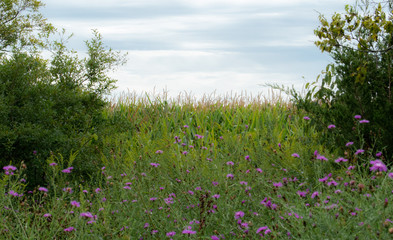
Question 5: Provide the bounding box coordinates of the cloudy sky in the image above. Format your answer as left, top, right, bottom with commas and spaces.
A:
41, 0, 356, 99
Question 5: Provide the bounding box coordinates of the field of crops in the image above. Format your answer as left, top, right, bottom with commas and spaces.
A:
1, 92, 392, 239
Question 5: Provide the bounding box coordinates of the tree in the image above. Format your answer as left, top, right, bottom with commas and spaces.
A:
293, 0, 393, 160
0, 0, 54, 54
0, 0, 127, 187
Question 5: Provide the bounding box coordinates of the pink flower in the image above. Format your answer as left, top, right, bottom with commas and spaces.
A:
70, 201, 80, 207
273, 182, 283, 188
354, 115, 361, 119
234, 211, 245, 219
370, 160, 387, 172
43, 213, 51, 217
291, 153, 300, 158
303, 116, 310, 120
80, 212, 94, 218
388, 173, 393, 179
64, 227, 75, 232
61, 167, 73, 173
355, 149, 365, 155
49, 162, 57, 166
311, 191, 319, 199
346, 142, 354, 147
8, 190, 18, 197
328, 124, 336, 129
226, 174, 234, 179
226, 161, 234, 166
359, 119, 369, 123
38, 187, 48, 192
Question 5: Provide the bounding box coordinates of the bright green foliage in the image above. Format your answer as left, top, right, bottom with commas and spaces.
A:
293, 0, 393, 159
0, 0, 54, 54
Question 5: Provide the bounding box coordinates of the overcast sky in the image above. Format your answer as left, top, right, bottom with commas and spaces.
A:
41, 0, 356, 99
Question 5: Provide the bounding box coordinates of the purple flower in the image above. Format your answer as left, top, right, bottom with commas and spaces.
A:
150, 197, 158, 201
328, 124, 336, 129
240, 181, 248, 185
256, 226, 271, 236
211, 235, 220, 240
388, 173, 393, 179
370, 160, 387, 172
354, 115, 361, 119
166, 231, 176, 237
226, 161, 234, 166
3, 165, 17, 171
150, 163, 160, 167
43, 213, 52, 218
8, 190, 18, 197
61, 167, 73, 173
311, 191, 319, 199
49, 162, 57, 166
359, 119, 369, 123
213, 194, 220, 199
245, 155, 250, 161
155, 150, 163, 154
335, 157, 348, 163
354, 149, 365, 155
64, 227, 75, 232
256, 168, 263, 173
235, 211, 245, 219
291, 153, 300, 158
226, 173, 234, 179
376, 152, 382, 157
316, 154, 328, 161
303, 116, 310, 120
346, 142, 354, 147
273, 182, 283, 188
38, 187, 48, 192
70, 201, 80, 207
297, 191, 307, 197
80, 212, 94, 218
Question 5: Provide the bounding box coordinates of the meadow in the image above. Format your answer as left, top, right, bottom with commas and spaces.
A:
1, 91, 392, 239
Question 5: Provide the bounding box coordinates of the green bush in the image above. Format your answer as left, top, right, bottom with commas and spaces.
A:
290, 1, 393, 161
0, 31, 126, 188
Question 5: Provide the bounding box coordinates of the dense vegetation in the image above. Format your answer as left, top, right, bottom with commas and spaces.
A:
0, 0, 392, 239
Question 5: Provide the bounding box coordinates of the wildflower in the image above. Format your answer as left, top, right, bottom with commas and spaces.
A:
348, 166, 355, 170
354, 149, 365, 155
182, 151, 188, 156
376, 152, 382, 157
80, 212, 94, 218
245, 155, 250, 161
64, 227, 75, 232
335, 157, 348, 163
256, 226, 271, 236
155, 150, 163, 154
123, 186, 131, 190
303, 116, 310, 120
61, 167, 73, 173
234, 211, 245, 219
240, 181, 248, 185
213, 194, 220, 199
359, 119, 369, 123
49, 162, 57, 166
226, 174, 234, 179
3, 165, 17, 175
311, 191, 319, 199
328, 124, 336, 129
273, 182, 283, 188
211, 235, 220, 240
327, 180, 338, 186
70, 201, 80, 207
226, 161, 234, 166
346, 142, 354, 147
183, 125, 189, 128
166, 231, 176, 237
95, 188, 101, 193
319, 176, 328, 183
8, 190, 18, 197
43, 213, 51, 218
256, 168, 263, 173
212, 181, 218, 186
291, 153, 300, 158
370, 160, 388, 172
150, 197, 157, 201
150, 163, 160, 167
388, 173, 393, 179
297, 191, 307, 197
182, 229, 196, 234
354, 115, 361, 119
316, 154, 328, 161
38, 187, 48, 192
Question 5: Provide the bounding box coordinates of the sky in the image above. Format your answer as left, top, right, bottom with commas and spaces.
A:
41, 0, 356, 99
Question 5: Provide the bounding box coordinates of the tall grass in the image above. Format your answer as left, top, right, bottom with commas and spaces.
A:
1, 90, 392, 239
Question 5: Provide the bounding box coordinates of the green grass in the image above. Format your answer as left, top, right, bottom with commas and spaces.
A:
1, 91, 392, 239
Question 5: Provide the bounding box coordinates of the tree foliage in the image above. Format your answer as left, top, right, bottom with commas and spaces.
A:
0, 0, 127, 187
293, 0, 393, 160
